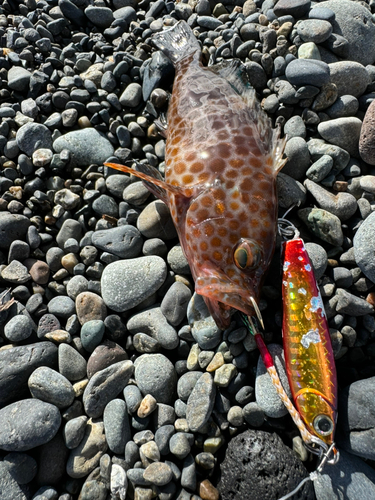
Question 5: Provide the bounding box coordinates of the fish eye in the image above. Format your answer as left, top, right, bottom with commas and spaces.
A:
313, 414, 334, 436
233, 239, 261, 270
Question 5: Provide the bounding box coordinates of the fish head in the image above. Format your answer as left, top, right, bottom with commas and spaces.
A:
295, 390, 337, 446
193, 233, 272, 329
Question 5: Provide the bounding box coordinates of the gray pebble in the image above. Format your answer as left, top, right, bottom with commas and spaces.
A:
81, 320, 105, 353
143, 462, 173, 487
53, 129, 114, 167
307, 138, 350, 174
125, 441, 140, 468
297, 19, 332, 44
16, 122, 52, 156
255, 344, 291, 418
7, 66, 32, 92
169, 433, 191, 460
177, 371, 202, 402
161, 282, 192, 327
63, 416, 88, 449
306, 155, 333, 182
134, 354, 177, 405
105, 174, 131, 198
0, 213, 30, 250
304, 179, 357, 221
155, 425, 175, 456
317, 117, 362, 157
326, 95, 359, 119
92, 225, 142, 259
197, 15, 222, 30
103, 399, 131, 454
137, 200, 177, 240
56, 219, 83, 249
167, 245, 190, 275
1, 260, 30, 285
101, 257, 167, 313
59, 344, 87, 382
318, 0, 375, 66
305, 242, 328, 280
354, 212, 375, 284
123, 385, 143, 414
181, 454, 196, 491
153, 403, 176, 429
0, 399, 61, 451
235, 385, 254, 406
92, 195, 119, 218
119, 83, 142, 108
285, 59, 330, 87
4, 314, 33, 342
0, 341, 57, 404
127, 307, 178, 350
298, 208, 343, 246
28, 366, 75, 409
84, 6, 114, 28
47, 296, 75, 319
329, 61, 370, 98
187, 293, 222, 349
277, 172, 306, 208
3, 451, 37, 484
284, 115, 306, 139
186, 372, 215, 432
336, 289, 374, 316
127, 467, 152, 486
83, 360, 134, 418
66, 275, 89, 300
283, 137, 310, 180
332, 267, 353, 288
133, 333, 160, 353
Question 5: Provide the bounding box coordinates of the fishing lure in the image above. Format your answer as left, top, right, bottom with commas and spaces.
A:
281, 236, 338, 453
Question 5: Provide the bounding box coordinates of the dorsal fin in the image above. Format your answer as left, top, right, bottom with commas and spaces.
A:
104, 162, 192, 204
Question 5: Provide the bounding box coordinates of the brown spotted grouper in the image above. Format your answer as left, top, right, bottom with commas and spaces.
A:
106, 21, 286, 329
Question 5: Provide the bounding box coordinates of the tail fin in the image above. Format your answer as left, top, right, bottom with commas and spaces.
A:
153, 21, 201, 65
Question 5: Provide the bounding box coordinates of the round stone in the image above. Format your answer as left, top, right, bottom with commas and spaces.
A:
4, 315, 33, 342
53, 129, 114, 167
16, 122, 52, 156
92, 225, 142, 258
101, 257, 167, 313
0, 399, 61, 451
285, 59, 330, 87
81, 320, 105, 353
28, 366, 75, 409
76, 292, 107, 325
47, 296, 75, 319
58, 343, 87, 381
353, 212, 375, 284
329, 61, 370, 98
137, 200, 177, 240
134, 354, 177, 405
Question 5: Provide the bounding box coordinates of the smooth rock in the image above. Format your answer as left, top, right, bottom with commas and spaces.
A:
329, 61, 370, 98
28, 366, 75, 408
304, 179, 358, 221
0, 213, 30, 249
92, 225, 142, 258
83, 360, 134, 418
66, 419, 107, 478
101, 257, 167, 313
0, 399, 61, 451
87, 340, 128, 379
16, 123, 52, 156
134, 354, 177, 405
186, 372, 216, 432
359, 99, 375, 165
76, 291, 107, 325
317, 117, 362, 157
285, 59, 330, 87
53, 129, 114, 167
0, 342, 57, 404
317, 0, 375, 65
103, 399, 131, 454
298, 208, 343, 246
127, 307, 178, 350
354, 211, 375, 284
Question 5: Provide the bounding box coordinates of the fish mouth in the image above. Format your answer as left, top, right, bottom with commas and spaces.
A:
195, 276, 259, 323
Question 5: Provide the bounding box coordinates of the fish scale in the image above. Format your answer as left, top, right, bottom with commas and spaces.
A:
106, 21, 286, 329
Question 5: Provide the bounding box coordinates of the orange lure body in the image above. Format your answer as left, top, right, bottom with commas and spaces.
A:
282, 238, 337, 446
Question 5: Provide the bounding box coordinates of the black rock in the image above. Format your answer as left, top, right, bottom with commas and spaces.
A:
0, 213, 30, 249
142, 51, 174, 102
217, 430, 314, 500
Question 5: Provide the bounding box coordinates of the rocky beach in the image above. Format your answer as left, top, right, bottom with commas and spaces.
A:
1, 0, 375, 499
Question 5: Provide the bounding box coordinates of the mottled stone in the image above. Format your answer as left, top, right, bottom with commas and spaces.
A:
186, 373, 216, 432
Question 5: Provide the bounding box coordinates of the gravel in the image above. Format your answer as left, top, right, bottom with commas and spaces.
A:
0, 0, 375, 498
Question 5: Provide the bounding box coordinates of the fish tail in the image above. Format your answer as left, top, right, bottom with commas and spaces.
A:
153, 21, 201, 65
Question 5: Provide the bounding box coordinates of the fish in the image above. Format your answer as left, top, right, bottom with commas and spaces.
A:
105, 20, 286, 330
282, 238, 338, 447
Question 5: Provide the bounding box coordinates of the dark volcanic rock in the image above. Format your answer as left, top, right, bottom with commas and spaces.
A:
217, 430, 314, 500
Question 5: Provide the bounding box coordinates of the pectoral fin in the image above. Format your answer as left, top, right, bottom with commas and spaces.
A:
104, 161, 192, 204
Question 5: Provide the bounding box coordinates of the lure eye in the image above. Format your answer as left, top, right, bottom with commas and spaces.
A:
313, 414, 334, 436
234, 239, 261, 270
